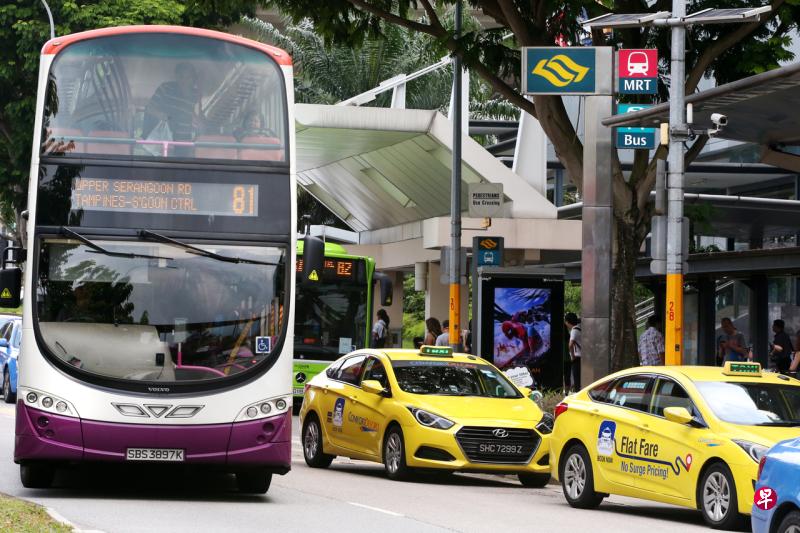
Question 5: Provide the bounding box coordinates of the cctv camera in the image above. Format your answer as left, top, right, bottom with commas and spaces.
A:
710, 113, 727, 127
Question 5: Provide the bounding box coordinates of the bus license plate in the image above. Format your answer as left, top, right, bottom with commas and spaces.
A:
126, 448, 185, 462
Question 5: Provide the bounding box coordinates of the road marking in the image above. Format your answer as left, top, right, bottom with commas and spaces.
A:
347, 501, 404, 517
47, 507, 106, 533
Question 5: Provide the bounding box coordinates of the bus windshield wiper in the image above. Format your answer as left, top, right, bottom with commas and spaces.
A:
138, 230, 279, 267
61, 227, 173, 261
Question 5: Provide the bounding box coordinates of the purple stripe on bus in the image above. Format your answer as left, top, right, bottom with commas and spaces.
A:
15, 401, 84, 461
15, 403, 291, 468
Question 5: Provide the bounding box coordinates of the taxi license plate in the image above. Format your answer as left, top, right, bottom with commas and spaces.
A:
126, 448, 185, 462
478, 443, 523, 455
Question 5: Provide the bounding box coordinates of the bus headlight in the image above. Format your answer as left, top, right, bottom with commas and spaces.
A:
21, 388, 77, 417
236, 396, 291, 422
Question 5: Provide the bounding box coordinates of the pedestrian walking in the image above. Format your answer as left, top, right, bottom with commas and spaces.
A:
371, 309, 390, 348
424, 317, 442, 346
638, 316, 665, 366
435, 320, 450, 346
564, 313, 581, 391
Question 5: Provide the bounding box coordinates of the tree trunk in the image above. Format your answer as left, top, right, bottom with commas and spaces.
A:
610, 214, 644, 371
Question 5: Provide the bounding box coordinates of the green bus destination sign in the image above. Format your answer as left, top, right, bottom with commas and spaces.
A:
71, 178, 260, 217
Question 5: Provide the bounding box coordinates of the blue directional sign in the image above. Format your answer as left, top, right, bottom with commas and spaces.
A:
523, 48, 597, 95
616, 104, 657, 150
475, 236, 504, 267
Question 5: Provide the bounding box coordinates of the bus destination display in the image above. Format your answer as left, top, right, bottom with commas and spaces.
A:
71, 178, 259, 217
296, 259, 354, 280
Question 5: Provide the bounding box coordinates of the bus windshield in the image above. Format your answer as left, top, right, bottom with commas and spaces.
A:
294, 282, 368, 360
42, 33, 286, 162
35, 239, 286, 383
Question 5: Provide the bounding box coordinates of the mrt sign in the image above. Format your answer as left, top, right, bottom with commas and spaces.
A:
522, 47, 598, 95
618, 49, 658, 95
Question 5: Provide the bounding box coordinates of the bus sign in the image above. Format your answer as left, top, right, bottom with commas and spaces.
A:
71, 178, 259, 217
616, 104, 657, 150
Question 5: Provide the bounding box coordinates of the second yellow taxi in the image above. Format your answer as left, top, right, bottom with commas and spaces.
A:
550, 361, 800, 529
299, 346, 552, 486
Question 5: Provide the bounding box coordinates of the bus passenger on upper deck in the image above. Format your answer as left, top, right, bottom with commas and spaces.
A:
143, 62, 204, 143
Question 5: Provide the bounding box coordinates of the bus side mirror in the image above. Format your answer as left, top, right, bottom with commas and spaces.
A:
374, 272, 393, 306
0, 268, 21, 308
301, 234, 325, 284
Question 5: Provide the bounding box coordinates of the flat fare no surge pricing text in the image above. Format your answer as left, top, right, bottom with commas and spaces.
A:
71, 178, 259, 217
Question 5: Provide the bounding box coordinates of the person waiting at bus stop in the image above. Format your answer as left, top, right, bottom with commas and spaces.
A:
718, 317, 750, 363
770, 319, 794, 373
638, 315, 665, 366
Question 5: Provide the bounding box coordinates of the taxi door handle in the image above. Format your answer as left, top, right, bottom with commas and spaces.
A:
642, 423, 650, 432
591, 408, 599, 416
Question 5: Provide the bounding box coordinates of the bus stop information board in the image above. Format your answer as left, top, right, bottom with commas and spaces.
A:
71, 178, 259, 217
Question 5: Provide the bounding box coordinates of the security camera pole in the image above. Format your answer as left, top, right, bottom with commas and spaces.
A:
585, 3, 771, 365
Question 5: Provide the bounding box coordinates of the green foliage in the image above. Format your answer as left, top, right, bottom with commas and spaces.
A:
402, 273, 425, 347
0, 0, 265, 240
564, 281, 580, 316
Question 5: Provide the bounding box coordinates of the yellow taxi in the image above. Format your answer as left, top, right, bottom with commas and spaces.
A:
299, 346, 552, 486
550, 362, 800, 529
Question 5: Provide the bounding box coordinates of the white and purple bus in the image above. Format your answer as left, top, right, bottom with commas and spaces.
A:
6, 26, 307, 493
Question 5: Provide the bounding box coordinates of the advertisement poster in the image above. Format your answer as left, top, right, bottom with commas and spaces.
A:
479, 276, 564, 390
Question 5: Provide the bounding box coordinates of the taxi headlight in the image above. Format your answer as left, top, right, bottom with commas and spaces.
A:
408, 407, 455, 430
733, 439, 769, 463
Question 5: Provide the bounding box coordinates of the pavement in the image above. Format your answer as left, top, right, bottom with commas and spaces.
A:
0, 404, 715, 532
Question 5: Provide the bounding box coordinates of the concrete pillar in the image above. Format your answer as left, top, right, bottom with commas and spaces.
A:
512, 98, 548, 196
373, 270, 404, 348
424, 261, 469, 342
697, 277, 717, 365
750, 274, 769, 366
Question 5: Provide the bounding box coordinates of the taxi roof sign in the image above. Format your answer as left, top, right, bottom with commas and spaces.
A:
723, 361, 762, 377
419, 345, 453, 357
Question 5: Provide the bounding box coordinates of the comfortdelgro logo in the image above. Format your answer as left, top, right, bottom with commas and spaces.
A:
525, 48, 597, 94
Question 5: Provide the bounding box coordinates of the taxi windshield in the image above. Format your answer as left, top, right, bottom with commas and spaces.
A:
695, 381, 800, 426
391, 360, 521, 398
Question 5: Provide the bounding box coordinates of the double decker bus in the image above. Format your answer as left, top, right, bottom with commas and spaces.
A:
292, 242, 392, 404
3, 26, 314, 494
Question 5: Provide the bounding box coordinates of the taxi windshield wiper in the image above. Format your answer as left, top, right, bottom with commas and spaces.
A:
138, 230, 279, 267
756, 420, 800, 427
61, 227, 173, 261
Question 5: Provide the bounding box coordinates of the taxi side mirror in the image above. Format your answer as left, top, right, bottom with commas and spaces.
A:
361, 380, 387, 396
664, 406, 694, 425
518, 386, 532, 397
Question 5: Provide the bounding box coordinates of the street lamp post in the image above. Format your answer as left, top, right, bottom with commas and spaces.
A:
449, 0, 463, 350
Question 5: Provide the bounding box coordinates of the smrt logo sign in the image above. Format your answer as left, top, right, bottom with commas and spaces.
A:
618, 49, 658, 95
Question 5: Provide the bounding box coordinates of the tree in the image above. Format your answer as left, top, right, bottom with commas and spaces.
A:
241, 14, 518, 229
268, 0, 798, 370
0, 0, 268, 240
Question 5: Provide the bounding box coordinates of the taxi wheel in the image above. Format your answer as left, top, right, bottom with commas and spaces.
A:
777, 510, 800, 533
383, 426, 411, 481
698, 463, 742, 530
2, 371, 14, 404
302, 415, 334, 468
518, 473, 551, 488
560, 444, 604, 509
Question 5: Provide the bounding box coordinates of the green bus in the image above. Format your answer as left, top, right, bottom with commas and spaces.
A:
293, 242, 392, 402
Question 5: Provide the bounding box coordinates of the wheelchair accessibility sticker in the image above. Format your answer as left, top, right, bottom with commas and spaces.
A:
256, 336, 271, 354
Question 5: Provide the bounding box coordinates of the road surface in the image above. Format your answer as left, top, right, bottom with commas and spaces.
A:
0, 404, 715, 532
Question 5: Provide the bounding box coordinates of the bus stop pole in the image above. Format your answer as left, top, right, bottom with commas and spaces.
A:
449, 0, 463, 350
665, 0, 686, 365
